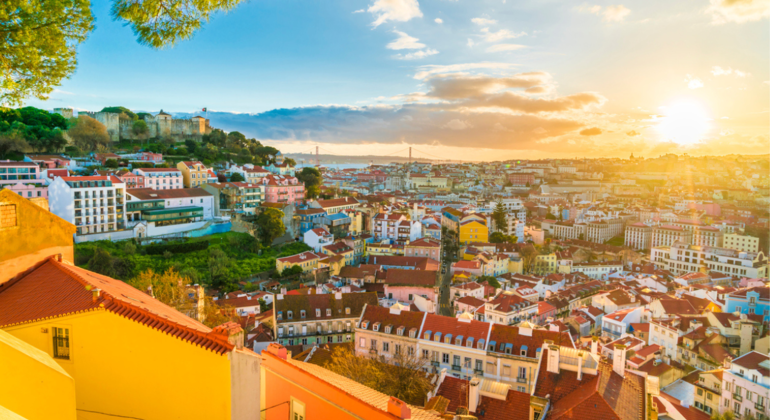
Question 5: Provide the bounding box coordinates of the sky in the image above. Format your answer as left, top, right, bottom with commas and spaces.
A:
27, 0, 770, 161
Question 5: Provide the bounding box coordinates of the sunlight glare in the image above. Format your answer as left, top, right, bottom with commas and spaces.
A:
656, 100, 711, 145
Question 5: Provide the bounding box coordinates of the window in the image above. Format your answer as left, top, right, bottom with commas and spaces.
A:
383, 342, 390, 352
288, 311, 293, 320
53, 327, 70, 360
291, 398, 306, 420
359, 337, 365, 348
326, 309, 332, 316
453, 355, 461, 368
345, 307, 351, 315
697, 389, 703, 396
422, 349, 429, 359
370, 339, 377, 349
442, 353, 449, 364
394, 344, 401, 355
300, 310, 306, 319
316, 309, 321, 317
518, 367, 527, 379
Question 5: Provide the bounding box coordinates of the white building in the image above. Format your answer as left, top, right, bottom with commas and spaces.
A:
600, 307, 643, 341
133, 168, 183, 190
723, 233, 760, 253
721, 351, 769, 420
651, 242, 768, 278
649, 319, 679, 359
49, 175, 126, 238
303, 227, 334, 252
571, 261, 623, 279
124, 188, 217, 239
625, 222, 652, 250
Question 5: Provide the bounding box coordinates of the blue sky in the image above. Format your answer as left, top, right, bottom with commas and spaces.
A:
28, 0, 770, 160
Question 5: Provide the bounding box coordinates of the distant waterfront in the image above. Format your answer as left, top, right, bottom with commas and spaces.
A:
296, 163, 371, 170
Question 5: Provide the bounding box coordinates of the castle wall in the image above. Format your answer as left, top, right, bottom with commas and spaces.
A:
76, 111, 208, 142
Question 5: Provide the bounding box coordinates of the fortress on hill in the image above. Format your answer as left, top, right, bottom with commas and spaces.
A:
53, 108, 212, 142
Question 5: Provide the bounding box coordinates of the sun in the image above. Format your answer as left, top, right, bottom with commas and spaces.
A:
655, 100, 711, 145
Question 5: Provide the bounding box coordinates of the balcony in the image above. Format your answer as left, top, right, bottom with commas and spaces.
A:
755, 403, 764, 412
517, 377, 527, 383
452, 364, 462, 371
474, 369, 484, 375
369, 348, 378, 355
733, 394, 742, 402
430, 361, 440, 367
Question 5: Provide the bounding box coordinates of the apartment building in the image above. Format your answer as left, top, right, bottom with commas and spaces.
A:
625, 222, 652, 250
721, 352, 769, 420
723, 233, 760, 253
355, 304, 426, 364
133, 167, 183, 190
652, 225, 693, 247
484, 292, 537, 325
261, 174, 304, 204
124, 188, 215, 232
0, 160, 48, 198
404, 237, 441, 260
651, 242, 768, 278
49, 176, 126, 237
508, 172, 535, 186
273, 292, 378, 347
693, 226, 724, 248
228, 164, 271, 183
571, 261, 623, 279
203, 182, 265, 215
176, 160, 210, 188
725, 286, 770, 322
600, 307, 643, 340
372, 213, 406, 241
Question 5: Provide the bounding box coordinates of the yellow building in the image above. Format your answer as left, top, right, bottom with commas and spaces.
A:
532, 253, 557, 275
276, 251, 322, 273
0, 256, 261, 420
367, 242, 405, 256
177, 160, 210, 188
0, 329, 76, 420
459, 219, 488, 244
508, 257, 524, 274
0, 189, 75, 284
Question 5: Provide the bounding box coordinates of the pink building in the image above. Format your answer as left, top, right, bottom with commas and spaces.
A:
133, 168, 182, 190
0, 160, 48, 198
138, 152, 163, 163
114, 170, 145, 189
404, 237, 441, 260
261, 175, 304, 204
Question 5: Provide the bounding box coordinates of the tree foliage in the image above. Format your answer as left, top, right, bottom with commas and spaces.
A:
324, 346, 433, 406
256, 208, 285, 245
68, 115, 110, 151
229, 172, 245, 182
489, 231, 516, 244
0, 107, 68, 152
491, 200, 507, 232
297, 167, 322, 199
0, 0, 94, 105
132, 119, 149, 139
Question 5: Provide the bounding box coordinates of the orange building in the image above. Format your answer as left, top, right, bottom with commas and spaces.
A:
260, 343, 441, 420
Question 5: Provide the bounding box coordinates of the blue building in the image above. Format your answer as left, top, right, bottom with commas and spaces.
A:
296, 207, 327, 236
725, 286, 769, 322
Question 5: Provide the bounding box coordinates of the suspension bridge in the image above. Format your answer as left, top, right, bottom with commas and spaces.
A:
289, 146, 462, 166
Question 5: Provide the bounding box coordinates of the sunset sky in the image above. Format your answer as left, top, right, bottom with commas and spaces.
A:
28, 0, 770, 161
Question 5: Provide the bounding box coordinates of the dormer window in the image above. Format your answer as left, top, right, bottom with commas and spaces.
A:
300, 310, 306, 319
444, 334, 452, 344
373, 322, 381, 332
326, 309, 331, 316
397, 326, 405, 336
455, 337, 462, 346
345, 307, 351, 315
434, 332, 442, 342
477, 340, 485, 350
277, 311, 283, 320
467, 338, 474, 348
361, 321, 369, 329
424, 330, 432, 340
287, 311, 293, 320
385, 325, 392, 334
409, 328, 417, 338
316, 309, 321, 317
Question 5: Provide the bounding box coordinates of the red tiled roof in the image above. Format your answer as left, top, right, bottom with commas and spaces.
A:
489, 325, 573, 357
358, 305, 426, 337
384, 269, 437, 287
455, 296, 486, 308
0, 257, 234, 354
277, 251, 323, 264
422, 313, 490, 343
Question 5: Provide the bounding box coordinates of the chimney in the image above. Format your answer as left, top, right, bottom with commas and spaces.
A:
546, 342, 560, 374
266, 343, 288, 360
591, 336, 599, 355
281, 287, 287, 295
335, 292, 343, 300
613, 344, 626, 377
469, 378, 481, 413
92, 288, 101, 302
387, 397, 411, 419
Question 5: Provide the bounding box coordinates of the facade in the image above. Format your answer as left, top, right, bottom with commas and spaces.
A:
203, 182, 265, 215
725, 286, 770, 322
310, 197, 360, 215
228, 164, 271, 184
601, 307, 643, 340
651, 242, 768, 278
49, 176, 126, 237
571, 261, 623, 279
273, 292, 378, 346
508, 172, 535, 186
652, 225, 693, 248
125, 188, 215, 235
261, 175, 304, 204
625, 222, 652, 250
177, 160, 210, 188
723, 233, 760, 253
296, 207, 327, 236
460, 219, 489, 245
693, 226, 724, 248
276, 251, 323, 274
133, 167, 183, 190
372, 213, 407, 241
304, 227, 334, 252
721, 351, 769, 420
355, 304, 426, 364
0, 160, 48, 199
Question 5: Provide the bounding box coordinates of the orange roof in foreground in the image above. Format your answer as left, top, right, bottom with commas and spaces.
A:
0, 256, 234, 355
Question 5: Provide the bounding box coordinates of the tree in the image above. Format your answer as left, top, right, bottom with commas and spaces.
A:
87, 247, 116, 277
101, 106, 137, 120
280, 265, 303, 278
203, 128, 227, 147
200, 295, 240, 328
492, 200, 507, 232
208, 248, 233, 291
324, 347, 433, 406
229, 172, 245, 182
490, 232, 516, 244
226, 131, 246, 148
104, 158, 119, 169
0, 130, 30, 158
258, 298, 270, 313
0, 0, 94, 105
478, 275, 501, 289
284, 157, 296, 167
132, 119, 149, 141
128, 268, 193, 311
545, 212, 557, 220
297, 167, 322, 199
256, 208, 285, 245
68, 115, 110, 151
520, 245, 539, 274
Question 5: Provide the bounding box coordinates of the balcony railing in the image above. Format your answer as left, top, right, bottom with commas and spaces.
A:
474, 369, 484, 375
755, 403, 764, 412
517, 377, 527, 383
431, 361, 440, 367
733, 394, 742, 402
451, 364, 461, 371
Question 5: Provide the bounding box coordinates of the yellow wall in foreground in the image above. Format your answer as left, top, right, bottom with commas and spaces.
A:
4, 310, 233, 420
0, 329, 76, 420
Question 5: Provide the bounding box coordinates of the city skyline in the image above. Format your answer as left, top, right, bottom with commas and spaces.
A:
25, 0, 770, 160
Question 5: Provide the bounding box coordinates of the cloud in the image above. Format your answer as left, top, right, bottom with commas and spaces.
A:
579, 127, 603, 136
711, 66, 751, 77
444, 119, 471, 130
472, 17, 498, 25
467, 38, 475, 47
435, 18, 443, 23
577, 3, 631, 22
626, 130, 641, 136
479, 27, 527, 42
387, 30, 426, 50
424, 72, 551, 99
706, 0, 770, 24
685, 75, 704, 89
368, 0, 423, 27
486, 44, 527, 52
413, 62, 518, 80
603, 5, 631, 21
393, 49, 439, 60
353, 9, 365, 13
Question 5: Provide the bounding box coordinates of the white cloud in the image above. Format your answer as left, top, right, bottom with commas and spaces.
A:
576, 3, 631, 22
486, 44, 527, 52
706, 0, 770, 24
368, 0, 423, 27
685, 75, 704, 89
711, 66, 751, 77
472, 17, 498, 25
603, 5, 631, 22
444, 119, 471, 130
413, 62, 518, 80
353, 9, 365, 13
435, 18, 443, 24
480, 27, 527, 42
387, 30, 426, 50
467, 38, 475, 47
393, 49, 439, 60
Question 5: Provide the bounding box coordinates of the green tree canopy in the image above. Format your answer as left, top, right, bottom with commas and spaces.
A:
204, 128, 227, 148
256, 208, 285, 245
229, 172, 245, 182
297, 167, 322, 199
68, 115, 110, 151
101, 106, 137, 120
492, 200, 506, 232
